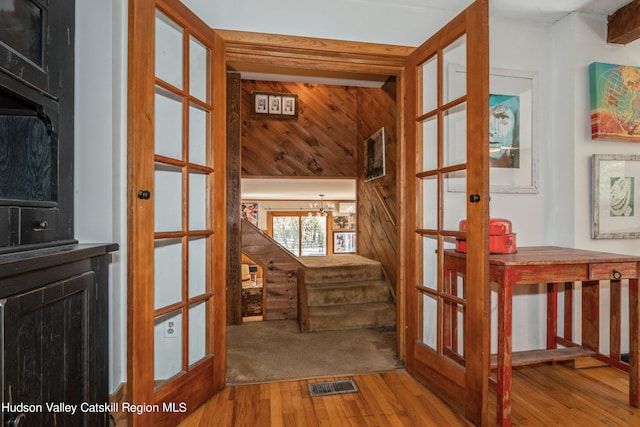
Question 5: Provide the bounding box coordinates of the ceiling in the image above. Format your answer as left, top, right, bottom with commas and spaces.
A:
237, 0, 632, 86
238, 0, 633, 201
360, 0, 631, 23
242, 178, 357, 202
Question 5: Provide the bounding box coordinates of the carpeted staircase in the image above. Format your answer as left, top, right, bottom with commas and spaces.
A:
299, 255, 396, 332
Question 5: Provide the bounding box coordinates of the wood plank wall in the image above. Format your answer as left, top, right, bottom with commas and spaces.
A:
241, 81, 358, 177
238, 78, 398, 312
356, 79, 398, 291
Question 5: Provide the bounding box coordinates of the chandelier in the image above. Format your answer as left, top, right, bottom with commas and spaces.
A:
308, 194, 335, 217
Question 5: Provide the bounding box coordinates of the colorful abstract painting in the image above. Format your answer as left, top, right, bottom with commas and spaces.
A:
590, 62, 640, 141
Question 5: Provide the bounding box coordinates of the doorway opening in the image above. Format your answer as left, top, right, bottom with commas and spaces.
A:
225, 45, 407, 383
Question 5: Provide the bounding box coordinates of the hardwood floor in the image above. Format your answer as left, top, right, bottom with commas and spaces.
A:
178, 370, 473, 427
176, 364, 640, 427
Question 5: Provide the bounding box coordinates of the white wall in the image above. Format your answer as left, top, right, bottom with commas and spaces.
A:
75, 0, 128, 392
571, 13, 640, 254
564, 12, 640, 353
74, 0, 640, 393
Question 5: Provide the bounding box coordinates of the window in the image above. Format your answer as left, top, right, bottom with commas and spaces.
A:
270, 213, 328, 256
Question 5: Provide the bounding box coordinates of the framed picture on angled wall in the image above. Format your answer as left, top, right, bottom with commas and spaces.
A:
364, 127, 386, 182
592, 154, 640, 239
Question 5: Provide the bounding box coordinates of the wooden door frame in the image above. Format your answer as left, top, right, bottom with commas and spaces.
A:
219, 29, 413, 358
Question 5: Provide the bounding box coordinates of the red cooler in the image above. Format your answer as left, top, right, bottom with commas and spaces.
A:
455, 218, 517, 254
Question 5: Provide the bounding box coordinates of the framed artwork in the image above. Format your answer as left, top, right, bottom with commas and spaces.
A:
252, 92, 298, 120
449, 65, 538, 193
254, 94, 268, 113
364, 127, 386, 182
590, 62, 640, 141
592, 154, 640, 239
268, 95, 281, 114
282, 96, 297, 116
332, 214, 356, 231
333, 231, 356, 254
241, 202, 259, 226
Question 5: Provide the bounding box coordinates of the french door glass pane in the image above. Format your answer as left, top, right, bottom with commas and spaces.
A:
188, 302, 207, 366
272, 216, 300, 256
301, 216, 327, 256
189, 171, 206, 230
421, 236, 437, 290
443, 103, 467, 167
422, 293, 437, 349
443, 300, 465, 362
189, 104, 207, 166
155, 11, 183, 89
189, 36, 207, 102
421, 177, 437, 230
154, 163, 183, 232
155, 87, 183, 160
154, 238, 183, 309
443, 35, 467, 105
443, 171, 467, 231
420, 55, 438, 115
188, 237, 207, 298
154, 310, 183, 382
421, 116, 438, 172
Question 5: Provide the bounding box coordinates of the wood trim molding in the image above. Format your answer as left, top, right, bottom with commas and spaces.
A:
217, 29, 413, 76
608, 0, 640, 45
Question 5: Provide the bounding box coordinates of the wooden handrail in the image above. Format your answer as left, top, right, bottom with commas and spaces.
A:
374, 185, 396, 227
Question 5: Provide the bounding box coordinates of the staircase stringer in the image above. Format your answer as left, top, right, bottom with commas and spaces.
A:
240, 219, 307, 323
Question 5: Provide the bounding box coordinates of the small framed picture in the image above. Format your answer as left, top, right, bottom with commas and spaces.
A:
282, 96, 296, 116
254, 93, 268, 114
592, 154, 640, 238
364, 127, 386, 182
268, 95, 282, 114
334, 231, 356, 254
251, 92, 298, 120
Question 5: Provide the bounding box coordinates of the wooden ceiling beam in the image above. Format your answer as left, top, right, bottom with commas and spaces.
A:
608, 0, 640, 45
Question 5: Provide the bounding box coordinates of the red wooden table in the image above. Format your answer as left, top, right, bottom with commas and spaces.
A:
444, 246, 640, 427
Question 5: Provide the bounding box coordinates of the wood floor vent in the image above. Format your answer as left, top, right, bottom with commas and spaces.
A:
308, 380, 359, 397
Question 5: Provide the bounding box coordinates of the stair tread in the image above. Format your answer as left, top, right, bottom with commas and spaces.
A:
306, 279, 389, 289
309, 301, 395, 314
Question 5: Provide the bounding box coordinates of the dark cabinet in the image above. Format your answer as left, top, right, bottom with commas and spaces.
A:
0, 0, 74, 100
0, 0, 75, 252
0, 244, 115, 427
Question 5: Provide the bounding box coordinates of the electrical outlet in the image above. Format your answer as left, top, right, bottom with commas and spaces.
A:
164, 320, 176, 338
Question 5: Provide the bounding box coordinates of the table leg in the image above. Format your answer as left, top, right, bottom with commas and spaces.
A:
563, 282, 573, 342
582, 280, 599, 351
547, 283, 558, 350
630, 278, 639, 406
497, 276, 513, 427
